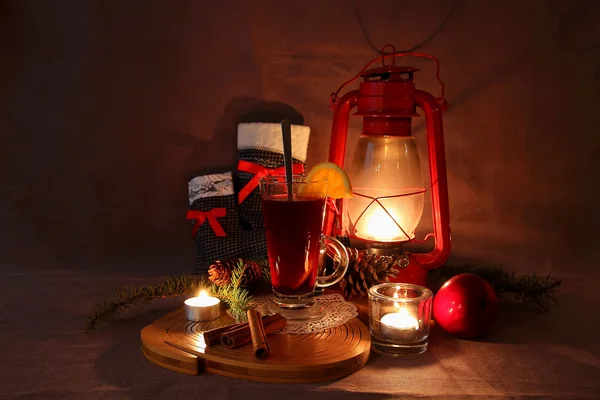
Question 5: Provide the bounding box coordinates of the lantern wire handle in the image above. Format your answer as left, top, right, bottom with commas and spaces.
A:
380, 44, 396, 67
330, 48, 446, 109
411, 233, 435, 245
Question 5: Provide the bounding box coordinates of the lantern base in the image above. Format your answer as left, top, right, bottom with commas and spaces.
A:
362, 243, 430, 285
387, 258, 429, 288
345, 238, 432, 287
353, 238, 407, 259
371, 338, 428, 357
365, 243, 403, 256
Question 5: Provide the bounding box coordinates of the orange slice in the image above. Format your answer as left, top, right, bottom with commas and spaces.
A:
301, 162, 353, 199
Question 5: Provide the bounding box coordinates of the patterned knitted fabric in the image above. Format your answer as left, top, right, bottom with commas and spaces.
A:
237, 123, 311, 260
187, 172, 240, 275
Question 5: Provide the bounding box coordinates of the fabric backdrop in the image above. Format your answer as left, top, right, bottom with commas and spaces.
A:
2, 0, 600, 278
2, 1, 600, 399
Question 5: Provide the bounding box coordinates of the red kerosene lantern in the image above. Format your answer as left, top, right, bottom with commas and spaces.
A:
325, 46, 451, 287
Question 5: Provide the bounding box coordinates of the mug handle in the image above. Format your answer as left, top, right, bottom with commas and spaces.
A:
316, 236, 349, 288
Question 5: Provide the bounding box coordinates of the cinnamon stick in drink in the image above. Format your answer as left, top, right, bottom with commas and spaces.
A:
247, 309, 269, 360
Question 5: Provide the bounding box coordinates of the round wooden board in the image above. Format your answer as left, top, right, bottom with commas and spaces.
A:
141, 307, 371, 383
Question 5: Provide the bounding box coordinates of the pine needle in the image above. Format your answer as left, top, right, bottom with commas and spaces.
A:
84, 275, 204, 333
84, 259, 264, 333
85, 257, 560, 333
258, 259, 271, 283
210, 259, 255, 322
428, 264, 562, 312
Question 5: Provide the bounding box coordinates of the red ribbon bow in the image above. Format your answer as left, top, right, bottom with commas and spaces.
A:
237, 160, 305, 204
186, 208, 227, 237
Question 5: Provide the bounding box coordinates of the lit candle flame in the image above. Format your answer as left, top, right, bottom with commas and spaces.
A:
387, 288, 418, 328
186, 289, 219, 307
382, 306, 418, 330
361, 206, 409, 242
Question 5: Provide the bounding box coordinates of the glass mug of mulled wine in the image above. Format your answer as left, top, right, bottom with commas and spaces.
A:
260, 176, 349, 320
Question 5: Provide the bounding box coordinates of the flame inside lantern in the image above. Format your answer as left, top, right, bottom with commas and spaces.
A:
347, 135, 425, 243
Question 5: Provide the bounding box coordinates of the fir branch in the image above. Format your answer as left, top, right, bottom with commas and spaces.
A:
230, 259, 244, 288
84, 259, 261, 333
211, 259, 255, 322
428, 264, 562, 312
84, 275, 204, 333
257, 259, 270, 283
212, 283, 252, 322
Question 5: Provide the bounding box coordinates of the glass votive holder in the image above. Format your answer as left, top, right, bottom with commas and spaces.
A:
368, 283, 433, 357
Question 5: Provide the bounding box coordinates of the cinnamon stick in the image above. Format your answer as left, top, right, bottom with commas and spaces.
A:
220, 314, 287, 349
202, 324, 239, 347
247, 309, 269, 360
202, 314, 282, 346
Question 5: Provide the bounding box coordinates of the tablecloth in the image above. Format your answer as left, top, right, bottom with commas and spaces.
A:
2, 266, 599, 400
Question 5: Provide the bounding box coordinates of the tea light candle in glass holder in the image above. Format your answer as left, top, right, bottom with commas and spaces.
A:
368, 283, 433, 357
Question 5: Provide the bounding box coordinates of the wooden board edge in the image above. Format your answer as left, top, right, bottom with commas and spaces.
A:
141, 343, 199, 375
164, 317, 372, 372
141, 311, 373, 383
204, 347, 371, 383
141, 322, 200, 375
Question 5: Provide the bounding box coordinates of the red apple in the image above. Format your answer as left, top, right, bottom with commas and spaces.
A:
433, 273, 498, 339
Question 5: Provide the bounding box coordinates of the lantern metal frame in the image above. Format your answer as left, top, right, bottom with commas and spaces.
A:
325, 45, 452, 286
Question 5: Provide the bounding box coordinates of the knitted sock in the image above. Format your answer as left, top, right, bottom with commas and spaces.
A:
187, 171, 240, 274
236, 122, 311, 260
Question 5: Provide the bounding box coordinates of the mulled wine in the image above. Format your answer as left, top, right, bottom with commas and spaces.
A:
262, 195, 326, 296
260, 176, 349, 317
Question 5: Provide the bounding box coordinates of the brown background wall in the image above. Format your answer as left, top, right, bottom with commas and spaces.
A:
2, 0, 599, 276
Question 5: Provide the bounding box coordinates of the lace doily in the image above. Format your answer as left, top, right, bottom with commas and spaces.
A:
250, 294, 358, 335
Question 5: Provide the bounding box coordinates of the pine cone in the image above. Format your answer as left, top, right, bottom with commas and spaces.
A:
239, 260, 263, 287
338, 248, 401, 300
208, 260, 235, 286
208, 259, 265, 288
